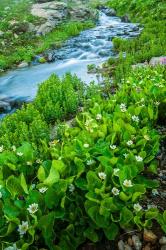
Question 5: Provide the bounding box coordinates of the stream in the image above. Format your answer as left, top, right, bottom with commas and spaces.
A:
0, 9, 141, 118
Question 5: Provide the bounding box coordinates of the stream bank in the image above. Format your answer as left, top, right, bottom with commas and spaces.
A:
0, 8, 141, 118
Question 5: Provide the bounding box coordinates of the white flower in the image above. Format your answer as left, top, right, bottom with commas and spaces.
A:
98, 172, 106, 180
39, 187, 48, 193
96, 114, 102, 120
123, 179, 133, 187
17, 152, 23, 157
120, 103, 127, 112
152, 189, 159, 196
0, 145, 4, 153
112, 187, 120, 196
31, 184, 36, 189
131, 115, 139, 122
110, 144, 117, 150
123, 153, 128, 158
134, 203, 142, 212
87, 159, 95, 165
11, 145, 16, 152
155, 101, 160, 106
127, 140, 133, 146
18, 221, 28, 236
0, 191, 2, 198
27, 161, 32, 166
27, 203, 38, 214
113, 168, 120, 176
36, 159, 43, 164
144, 135, 150, 140
83, 143, 89, 148
135, 155, 143, 162
69, 184, 75, 192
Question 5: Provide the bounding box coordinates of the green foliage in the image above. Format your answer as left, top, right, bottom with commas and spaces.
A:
106, 0, 166, 82
35, 73, 85, 123
0, 67, 165, 249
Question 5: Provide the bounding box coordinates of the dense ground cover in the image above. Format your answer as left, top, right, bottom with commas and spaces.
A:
106, 0, 166, 83
0, 0, 94, 71
0, 66, 166, 249
0, 0, 166, 249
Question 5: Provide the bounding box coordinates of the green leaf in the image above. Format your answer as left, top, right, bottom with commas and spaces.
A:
20, 173, 28, 194
148, 105, 154, 120
87, 171, 102, 191
104, 223, 119, 240
120, 207, 133, 227
37, 165, 46, 182
44, 163, 60, 186
84, 227, 99, 242
17, 142, 34, 161
38, 212, 55, 249
52, 160, 66, 175
6, 176, 23, 197
145, 208, 159, 220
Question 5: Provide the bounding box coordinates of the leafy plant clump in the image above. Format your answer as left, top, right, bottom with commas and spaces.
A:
0, 73, 88, 153
0, 67, 166, 249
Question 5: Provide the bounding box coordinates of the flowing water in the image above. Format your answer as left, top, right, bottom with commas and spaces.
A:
0, 10, 141, 117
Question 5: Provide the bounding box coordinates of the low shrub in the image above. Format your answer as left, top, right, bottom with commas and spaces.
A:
34, 73, 85, 123
0, 67, 165, 249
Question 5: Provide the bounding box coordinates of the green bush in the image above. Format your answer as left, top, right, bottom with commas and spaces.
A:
35, 73, 85, 123
0, 104, 49, 149
0, 67, 166, 249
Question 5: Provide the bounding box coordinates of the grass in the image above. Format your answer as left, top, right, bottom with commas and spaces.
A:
105, 0, 166, 83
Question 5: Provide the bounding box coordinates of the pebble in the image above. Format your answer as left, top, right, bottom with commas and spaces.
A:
118, 240, 125, 250
143, 244, 151, 250
143, 229, 157, 243
132, 235, 142, 250
159, 236, 166, 245
127, 237, 133, 246
124, 244, 132, 250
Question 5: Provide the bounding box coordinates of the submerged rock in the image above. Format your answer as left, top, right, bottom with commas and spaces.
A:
18, 62, 29, 68
121, 15, 130, 23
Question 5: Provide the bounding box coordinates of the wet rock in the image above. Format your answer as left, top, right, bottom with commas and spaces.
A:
0, 101, 11, 112
143, 229, 157, 243
121, 15, 130, 23
149, 56, 166, 66
102, 8, 116, 16
18, 62, 29, 68
98, 50, 110, 57
159, 236, 166, 245
46, 52, 55, 62
132, 235, 142, 250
